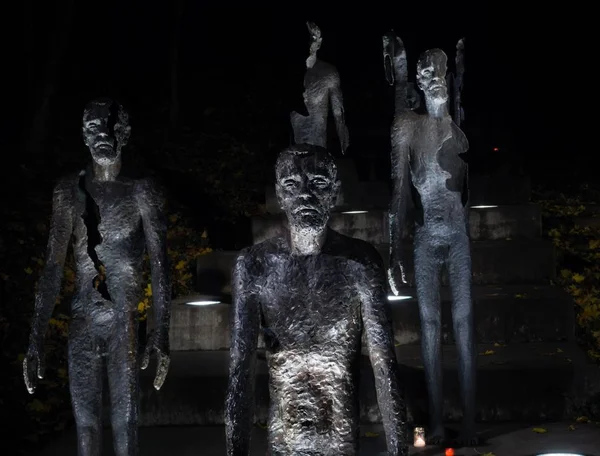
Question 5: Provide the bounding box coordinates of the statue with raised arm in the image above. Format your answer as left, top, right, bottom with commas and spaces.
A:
23, 98, 171, 456
225, 144, 407, 455
290, 21, 350, 154
386, 48, 476, 446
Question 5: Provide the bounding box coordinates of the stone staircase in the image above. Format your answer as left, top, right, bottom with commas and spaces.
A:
138, 159, 599, 426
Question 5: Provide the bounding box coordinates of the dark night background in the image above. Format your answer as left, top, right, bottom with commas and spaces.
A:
0, 1, 592, 451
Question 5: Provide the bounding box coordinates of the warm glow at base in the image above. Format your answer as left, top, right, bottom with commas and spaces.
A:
186, 300, 221, 306
413, 426, 426, 447
388, 295, 412, 301
341, 210, 368, 214
471, 205, 498, 209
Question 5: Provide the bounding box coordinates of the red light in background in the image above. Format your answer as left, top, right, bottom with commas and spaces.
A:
493, 147, 499, 152
445, 449, 455, 456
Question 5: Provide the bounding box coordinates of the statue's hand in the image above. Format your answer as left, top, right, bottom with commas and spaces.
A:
141, 330, 171, 391
387, 254, 408, 295
23, 338, 45, 394
340, 126, 350, 155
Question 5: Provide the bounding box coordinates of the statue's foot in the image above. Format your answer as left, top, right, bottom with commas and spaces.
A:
427, 425, 446, 445
455, 428, 479, 447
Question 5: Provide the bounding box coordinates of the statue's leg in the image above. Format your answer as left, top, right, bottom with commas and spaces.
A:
414, 234, 445, 443
107, 312, 139, 456
68, 319, 104, 456
447, 232, 477, 445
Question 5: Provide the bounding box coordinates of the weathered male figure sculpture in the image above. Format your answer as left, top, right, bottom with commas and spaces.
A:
290, 22, 350, 154
23, 98, 171, 456
225, 144, 407, 455
387, 49, 476, 445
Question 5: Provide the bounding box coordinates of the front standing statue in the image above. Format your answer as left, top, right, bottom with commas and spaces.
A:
23, 98, 171, 456
290, 22, 350, 154
225, 144, 407, 455
386, 46, 476, 445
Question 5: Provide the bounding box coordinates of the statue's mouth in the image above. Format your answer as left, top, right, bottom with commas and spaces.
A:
295, 206, 320, 216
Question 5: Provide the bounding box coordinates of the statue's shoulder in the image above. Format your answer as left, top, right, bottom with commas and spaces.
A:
393, 110, 420, 128
326, 229, 384, 270
53, 172, 81, 197
236, 237, 287, 264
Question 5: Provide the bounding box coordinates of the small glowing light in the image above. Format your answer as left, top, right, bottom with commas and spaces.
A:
388, 295, 412, 301
186, 300, 221, 306
445, 449, 455, 456
413, 427, 426, 447
341, 210, 368, 214
493, 147, 499, 151
471, 205, 498, 209
536, 454, 585, 456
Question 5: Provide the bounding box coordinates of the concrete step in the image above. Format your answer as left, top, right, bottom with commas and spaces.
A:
252, 205, 542, 244
167, 285, 573, 352
137, 342, 599, 426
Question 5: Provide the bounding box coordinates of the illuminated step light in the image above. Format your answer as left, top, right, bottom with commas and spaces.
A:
186, 300, 221, 306
173, 294, 223, 306
388, 295, 412, 301
536, 454, 586, 456
341, 210, 368, 214
471, 205, 498, 209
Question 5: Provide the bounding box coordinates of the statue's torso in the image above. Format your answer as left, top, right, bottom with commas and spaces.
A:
246, 232, 381, 454
395, 112, 469, 234
66, 174, 146, 313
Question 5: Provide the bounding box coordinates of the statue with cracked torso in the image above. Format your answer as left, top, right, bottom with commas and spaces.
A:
23, 98, 171, 456
290, 21, 350, 155
225, 144, 407, 455
386, 41, 477, 446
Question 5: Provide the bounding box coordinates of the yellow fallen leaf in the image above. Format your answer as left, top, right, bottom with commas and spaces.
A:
24, 267, 33, 274
175, 260, 186, 270
572, 273, 585, 283
532, 427, 547, 433
568, 424, 576, 431
556, 348, 564, 353
364, 431, 379, 437
576, 416, 589, 423
481, 350, 495, 355
493, 342, 506, 347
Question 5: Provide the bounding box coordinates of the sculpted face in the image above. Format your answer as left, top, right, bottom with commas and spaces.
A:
82, 99, 131, 165
275, 145, 339, 231
417, 49, 448, 103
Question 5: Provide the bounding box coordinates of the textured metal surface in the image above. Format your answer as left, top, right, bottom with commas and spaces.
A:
387, 47, 477, 446
24, 99, 171, 456
290, 22, 349, 155
225, 145, 407, 455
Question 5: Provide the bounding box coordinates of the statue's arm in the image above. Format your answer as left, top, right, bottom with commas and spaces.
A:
136, 179, 171, 350
361, 256, 408, 456
329, 70, 350, 154
388, 120, 411, 291
225, 252, 260, 456
30, 180, 74, 343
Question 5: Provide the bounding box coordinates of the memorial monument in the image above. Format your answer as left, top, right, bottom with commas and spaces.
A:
290, 21, 350, 154
23, 98, 172, 456
385, 38, 477, 445
225, 144, 407, 455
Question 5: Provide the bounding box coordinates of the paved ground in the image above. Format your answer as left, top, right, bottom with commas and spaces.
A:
39, 421, 600, 455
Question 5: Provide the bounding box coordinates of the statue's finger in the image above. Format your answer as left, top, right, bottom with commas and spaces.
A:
38, 356, 45, 379
153, 352, 170, 391
140, 347, 150, 370
23, 358, 36, 394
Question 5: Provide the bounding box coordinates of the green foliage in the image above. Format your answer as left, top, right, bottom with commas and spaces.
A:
535, 189, 600, 361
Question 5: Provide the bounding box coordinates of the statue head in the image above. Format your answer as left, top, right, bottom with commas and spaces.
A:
306, 21, 322, 67
382, 30, 405, 86
416, 49, 448, 104
275, 144, 340, 232
82, 98, 131, 166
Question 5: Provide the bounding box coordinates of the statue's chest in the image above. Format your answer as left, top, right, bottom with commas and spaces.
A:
74, 183, 142, 241
260, 258, 362, 347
